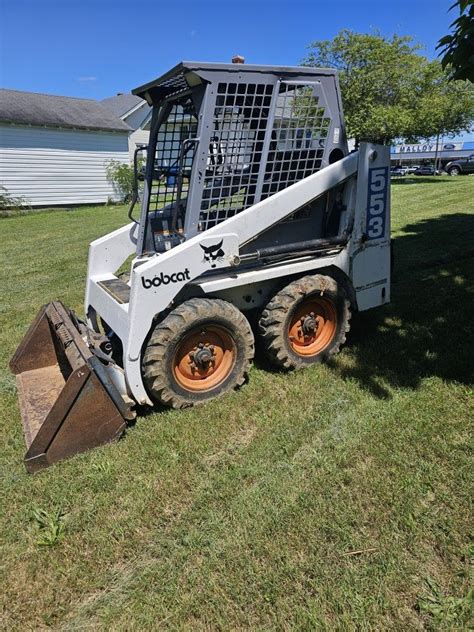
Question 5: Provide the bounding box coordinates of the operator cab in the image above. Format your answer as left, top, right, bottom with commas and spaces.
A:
132, 61, 348, 257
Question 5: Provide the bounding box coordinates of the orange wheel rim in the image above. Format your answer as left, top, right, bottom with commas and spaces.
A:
173, 325, 236, 392
288, 296, 337, 356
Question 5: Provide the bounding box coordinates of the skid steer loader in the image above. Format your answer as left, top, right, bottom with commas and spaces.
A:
11, 61, 391, 472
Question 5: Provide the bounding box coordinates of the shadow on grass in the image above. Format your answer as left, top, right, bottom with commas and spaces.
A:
331, 212, 474, 398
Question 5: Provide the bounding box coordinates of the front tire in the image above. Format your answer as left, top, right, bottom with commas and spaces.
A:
142, 298, 254, 409
448, 166, 461, 176
258, 274, 351, 370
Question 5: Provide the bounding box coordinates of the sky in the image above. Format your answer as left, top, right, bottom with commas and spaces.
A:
0, 0, 457, 101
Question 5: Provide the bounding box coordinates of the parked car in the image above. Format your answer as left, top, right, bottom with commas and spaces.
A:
390, 165, 407, 176
444, 154, 474, 176
406, 165, 420, 174
413, 166, 443, 176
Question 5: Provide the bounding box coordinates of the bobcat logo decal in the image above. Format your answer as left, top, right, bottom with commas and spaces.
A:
200, 240, 225, 268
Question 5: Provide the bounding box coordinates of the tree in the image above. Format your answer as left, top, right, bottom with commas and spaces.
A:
410, 60, 474, 140
302, 30, 474, 145
411, 61, 474, 171
437, 0, 474, 83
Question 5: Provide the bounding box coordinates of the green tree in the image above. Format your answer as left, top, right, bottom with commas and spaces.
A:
411, 61, 474, 171
437, 0, 474, 83
411, 60, 474, 140
302, 30, 473, 145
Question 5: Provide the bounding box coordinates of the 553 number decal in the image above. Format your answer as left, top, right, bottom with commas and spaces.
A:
366, 166, 388, 240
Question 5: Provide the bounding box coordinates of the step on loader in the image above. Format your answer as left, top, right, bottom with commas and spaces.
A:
11, 60, 391, 472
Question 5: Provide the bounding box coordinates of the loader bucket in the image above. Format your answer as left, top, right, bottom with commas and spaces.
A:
10, 302, 134, 473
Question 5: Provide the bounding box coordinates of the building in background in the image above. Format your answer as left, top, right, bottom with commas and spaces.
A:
4, 84, 470, 209
391, 132, 474, 167
101, 93, 151, 159
0, 89, 131, 206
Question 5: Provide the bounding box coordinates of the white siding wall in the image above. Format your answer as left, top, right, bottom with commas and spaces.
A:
0, 124, 130, 206
129, 128, 150, 160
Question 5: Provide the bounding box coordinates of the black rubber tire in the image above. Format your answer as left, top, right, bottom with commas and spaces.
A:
258, 274, 351, 370
142, 298, 254, 409
448, 166, 461, 176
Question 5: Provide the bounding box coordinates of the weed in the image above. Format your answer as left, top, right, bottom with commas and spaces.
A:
31, 507, 67, 547
417, 577, 473, 628
93, 460, 113, 475
0, 185, 31, 216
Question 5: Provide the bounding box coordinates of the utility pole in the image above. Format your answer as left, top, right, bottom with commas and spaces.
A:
433, 132, 441, 175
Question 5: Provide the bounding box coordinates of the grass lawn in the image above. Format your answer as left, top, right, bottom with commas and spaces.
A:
0, 177, 473, 630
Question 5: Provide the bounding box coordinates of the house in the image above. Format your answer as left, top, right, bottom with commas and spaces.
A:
101, 93, 151, 159
0, 89, 131, 206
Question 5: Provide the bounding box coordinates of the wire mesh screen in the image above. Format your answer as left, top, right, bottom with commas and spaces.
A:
149, 97, 198, 230
198, 82, 274, 231
145, 78, 334, 239
261, 83, 330, 201
197, 81, 331, 231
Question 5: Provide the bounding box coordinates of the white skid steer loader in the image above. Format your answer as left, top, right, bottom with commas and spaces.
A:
11, 61, 391, 472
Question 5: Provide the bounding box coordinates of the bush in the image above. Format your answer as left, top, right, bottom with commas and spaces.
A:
105, 159, 138, 203
0, 186, 31, 216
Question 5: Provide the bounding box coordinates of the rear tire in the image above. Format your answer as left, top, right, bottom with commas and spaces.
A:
142, 298, 254, 409
448, 166, 461, 176
258, 274, 351, 370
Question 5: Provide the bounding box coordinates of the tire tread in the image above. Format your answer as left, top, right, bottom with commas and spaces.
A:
143, 298, 254, 409
258, 274, 351, 370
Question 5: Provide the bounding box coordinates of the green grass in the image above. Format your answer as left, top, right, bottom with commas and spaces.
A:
1, 178, 473, 630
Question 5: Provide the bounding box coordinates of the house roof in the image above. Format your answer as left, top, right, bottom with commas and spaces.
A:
101, 93, 144, 117
0, 89, 131, 133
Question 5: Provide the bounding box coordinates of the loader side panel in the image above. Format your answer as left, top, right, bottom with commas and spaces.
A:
351, 145, 391, 311
10, 304, 63, 374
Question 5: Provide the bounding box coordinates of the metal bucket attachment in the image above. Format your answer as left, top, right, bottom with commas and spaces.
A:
10, 302, 135, 473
